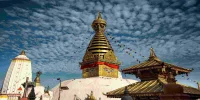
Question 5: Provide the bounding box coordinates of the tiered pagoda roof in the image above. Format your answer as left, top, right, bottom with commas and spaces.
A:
123, 48, 191, 74
106, 78, 200, 98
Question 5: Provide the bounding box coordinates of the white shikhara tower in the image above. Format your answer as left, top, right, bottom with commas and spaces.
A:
1, 50, 32, 94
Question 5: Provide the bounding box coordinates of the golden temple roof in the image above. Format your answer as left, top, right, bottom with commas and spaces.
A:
122, 48, 191, 73
106, 78, 200, 98
81, 13, 119, 65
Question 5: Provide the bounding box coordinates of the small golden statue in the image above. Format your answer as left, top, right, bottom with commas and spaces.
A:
85, 91, 96, 100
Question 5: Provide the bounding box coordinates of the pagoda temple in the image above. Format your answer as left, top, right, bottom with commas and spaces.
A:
106, 48, 200, 100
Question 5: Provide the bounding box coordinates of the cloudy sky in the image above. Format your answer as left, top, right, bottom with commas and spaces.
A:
0, 0, 200, 88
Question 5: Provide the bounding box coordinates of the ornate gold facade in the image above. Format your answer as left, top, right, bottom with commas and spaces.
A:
81, 12, 120, 78
82, 65, 118, 78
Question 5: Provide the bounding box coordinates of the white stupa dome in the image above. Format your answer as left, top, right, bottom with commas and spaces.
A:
52, 72, 137, 100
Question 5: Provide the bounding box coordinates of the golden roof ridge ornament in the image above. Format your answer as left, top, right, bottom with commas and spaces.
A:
97, 12, 102, 19
148, 47, 161, 61
20, 50, 26, 55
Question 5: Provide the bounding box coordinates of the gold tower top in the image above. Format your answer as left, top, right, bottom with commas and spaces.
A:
148, 47, 161, 61
81, 13, 119, 65
91, 12, 106, 31
20, 50, 26, 55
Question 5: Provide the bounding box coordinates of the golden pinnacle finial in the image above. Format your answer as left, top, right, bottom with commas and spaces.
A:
20, 50, 26, 55
97, 12, 102, 19
148, 47, 161, 61
150, 47, 157, 57
34, 71, 42, 86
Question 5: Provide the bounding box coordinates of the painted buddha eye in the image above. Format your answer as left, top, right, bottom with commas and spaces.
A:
85, 69, 88, 72
111, 69, 114, 72
104, 68, 108, 71
100, 24, 105, 28
94, 24, 99, 29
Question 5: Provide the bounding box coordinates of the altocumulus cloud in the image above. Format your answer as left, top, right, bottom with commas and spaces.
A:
0, 0, 200, 87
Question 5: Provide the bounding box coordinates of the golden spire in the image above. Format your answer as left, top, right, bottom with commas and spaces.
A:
81, 13, 120, 78
82, 12, 118, 64
97, 12, 102, 19
198, 82, 200, 90
20, 50, 26, 55
148, 47, 161, 61
34, 71, 42, 86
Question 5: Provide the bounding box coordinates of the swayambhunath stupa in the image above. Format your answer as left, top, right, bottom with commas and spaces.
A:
1, 0, 200, 100
52, 12, 137, 100
1, 12, 200, 100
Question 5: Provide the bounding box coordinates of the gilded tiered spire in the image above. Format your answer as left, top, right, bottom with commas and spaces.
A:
82, 12, 118, 64
148, 48, 161, 61
81, 13, 120, 78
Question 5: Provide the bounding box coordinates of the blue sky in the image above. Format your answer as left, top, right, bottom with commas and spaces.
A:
0, 0, 200, 88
